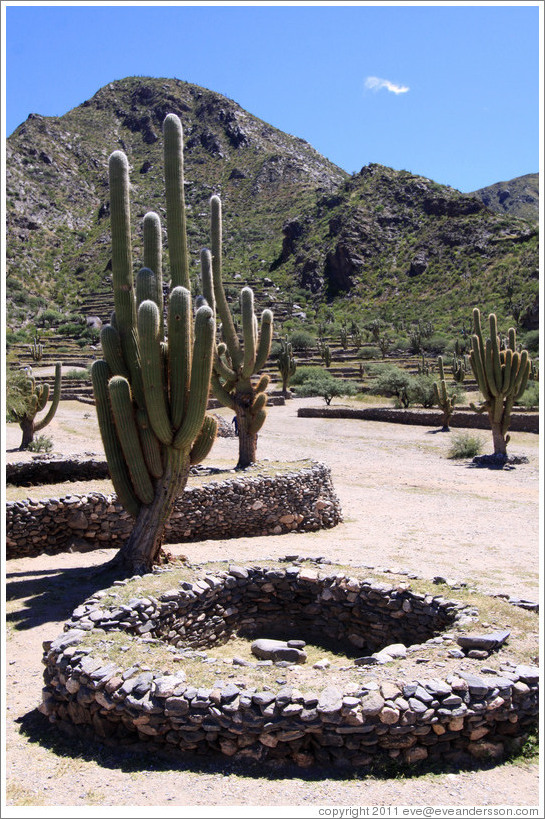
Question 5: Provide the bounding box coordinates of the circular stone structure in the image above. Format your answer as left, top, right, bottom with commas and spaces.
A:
41, 565, 539, 770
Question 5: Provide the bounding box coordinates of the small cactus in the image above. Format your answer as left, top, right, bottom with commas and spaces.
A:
205, 195, 273, 469
277, 336, 297, 395
30, 334, 44, 362
433, 356, 456, 431
15, 363, 62, 449
451, 354, 467, 383
468, 308, 531, 457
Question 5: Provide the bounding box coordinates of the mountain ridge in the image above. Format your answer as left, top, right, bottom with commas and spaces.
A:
5, 76, 539, 341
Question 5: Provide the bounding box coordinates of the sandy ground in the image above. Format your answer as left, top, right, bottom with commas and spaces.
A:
3, 397, 542, 814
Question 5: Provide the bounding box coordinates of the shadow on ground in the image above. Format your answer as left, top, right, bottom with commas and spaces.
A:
16, 705, 518, 784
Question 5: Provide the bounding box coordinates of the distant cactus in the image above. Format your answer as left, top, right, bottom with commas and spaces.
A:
417, 354, 430, 375
277, 336, 297, 395
433, 356, 456, 431
206, 195, 273, 469
468, 308, 531, 457
340, 326, 348, 350
91, 114, 217, 574
529, 360, 539, 382
30, 334, 44, 362
15, 363, 62, 449
317, 341, 332, 367
451, 354, 468, 383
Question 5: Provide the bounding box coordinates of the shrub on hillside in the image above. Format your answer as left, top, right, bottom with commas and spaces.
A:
292, 370, 357, 405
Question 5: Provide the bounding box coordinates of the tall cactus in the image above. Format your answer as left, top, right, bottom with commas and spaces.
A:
15, 363, 62, 449
205, 195, 273, 469
30, 334, 44, 362
433, 356, 456, 432
277, 336, 297, 396
468, 308, 531, 457
91, 114, 217, 574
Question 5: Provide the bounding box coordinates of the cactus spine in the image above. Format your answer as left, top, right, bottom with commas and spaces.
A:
468, 308, 531, 457
91, 114, 217, 574
433, 356, 456, 431
277, 336, 296, 395
207, 195, 273, 469
16, 363, 62, 449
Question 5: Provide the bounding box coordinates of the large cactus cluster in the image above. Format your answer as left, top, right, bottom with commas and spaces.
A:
433, 356, 456, 432
14, 363, 62, 449
203, 195, 273, 469
469, 308, 531, 457
91, 114, 217, 573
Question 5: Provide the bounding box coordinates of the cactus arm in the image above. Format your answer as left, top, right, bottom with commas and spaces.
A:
255, 374, 270, 394
489, 315, 503, 392
100, 323, 130, 379
136, 408, 164, 479
513, 350, 530, 397
163, 114, 189, 290
108, 376, 155, 505
34, 363, 62, 432
190, 414, 218, 465
214, 348, 236, 382
210, 195, 242, 368
173, 305, 215, 449
136, 267, 159, 310
241, 288, 257, 379
200, 248, 215, 313
91, 361, 140, 517
168, 286, 192, 429
143, 211, 164, 337
254, 309, 274, 373
248, 409, 267, 435
138, 300, 173, 445
211, 372, 236, 411
108, 151, 145, 408
36, 384, 49, 412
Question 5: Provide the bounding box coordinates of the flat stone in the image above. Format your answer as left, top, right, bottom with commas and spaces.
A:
251, 639, 307, 664
457, 629, 510, 652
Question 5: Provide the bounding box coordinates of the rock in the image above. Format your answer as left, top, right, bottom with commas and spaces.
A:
250, 639, 307, 664
457, 629, 510, 652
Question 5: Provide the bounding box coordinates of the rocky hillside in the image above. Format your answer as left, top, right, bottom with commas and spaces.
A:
472, 173, 539, 222
6, 76, 539, 344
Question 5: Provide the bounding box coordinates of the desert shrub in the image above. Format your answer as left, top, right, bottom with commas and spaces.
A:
357, 346, 382, 360
516, 382, 539, 409
447, 432, 485, 460
521, 330, 539, 355
65, 367, 92, 380
422, 333, 449, 355
369, 364, 415, 408
27, 434, 53, 453
292, 370, 357, 405
290, 365, 323, 387
410, 375, 436, 408
288, 330, 316, 351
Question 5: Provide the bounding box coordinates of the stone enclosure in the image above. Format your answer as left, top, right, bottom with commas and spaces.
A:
6, 461, 341, 559
40, 564, 539, 770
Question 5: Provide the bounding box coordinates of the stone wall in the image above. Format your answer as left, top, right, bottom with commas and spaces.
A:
6, 462, 342, 559
297, 406, 539, 433
40, 565, 539, 769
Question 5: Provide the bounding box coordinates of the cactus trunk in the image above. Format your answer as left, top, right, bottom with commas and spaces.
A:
115, 447, 190, 573
235, 404, 258, 470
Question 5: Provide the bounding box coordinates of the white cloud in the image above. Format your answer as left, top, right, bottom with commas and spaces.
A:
364, 76, 410, 95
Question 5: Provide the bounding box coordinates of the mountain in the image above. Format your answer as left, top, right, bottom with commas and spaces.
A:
5, 76, 539, 344
471, 173, 539, 222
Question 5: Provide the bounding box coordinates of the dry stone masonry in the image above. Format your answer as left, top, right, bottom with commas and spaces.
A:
6, 461, 341, 558
40, 564, 538, 769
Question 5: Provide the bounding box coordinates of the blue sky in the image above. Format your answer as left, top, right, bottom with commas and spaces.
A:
2, 1, 542, 192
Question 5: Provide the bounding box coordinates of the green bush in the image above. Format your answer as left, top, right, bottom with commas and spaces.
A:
369, 364, 415, 408
27, 434, 53, 453
292, 370, 357, 405
516, 382, 539, 409
521, 330, 539, 355
357, 346, 382, 360
288, 330, 316, 351
410, 375, 436, 408
447, 432, 485, 459
290, 365, 324, 386
423, 333, 449, 355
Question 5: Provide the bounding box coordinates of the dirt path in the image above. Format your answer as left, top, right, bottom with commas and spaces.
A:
3, 398, 541, 811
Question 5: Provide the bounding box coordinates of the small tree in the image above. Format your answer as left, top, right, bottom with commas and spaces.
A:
294, 370, 357, 405
469, 308, 531, 457
371, 364, 414, 408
